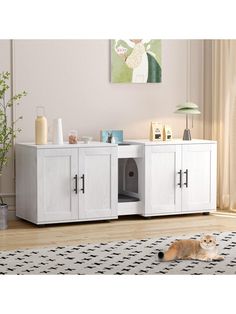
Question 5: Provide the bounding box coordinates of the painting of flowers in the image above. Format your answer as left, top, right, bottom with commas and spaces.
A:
111, 39, 162, 83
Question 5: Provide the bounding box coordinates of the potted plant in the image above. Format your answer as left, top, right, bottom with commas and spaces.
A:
0, 71, 26, 229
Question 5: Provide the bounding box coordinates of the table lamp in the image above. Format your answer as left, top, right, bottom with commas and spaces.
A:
174, 102, 201, 140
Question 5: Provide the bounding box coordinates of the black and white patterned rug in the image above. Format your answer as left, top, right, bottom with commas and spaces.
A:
1, 231, 236, 275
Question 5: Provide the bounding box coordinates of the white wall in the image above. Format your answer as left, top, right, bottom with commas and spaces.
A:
0, 40, 15, 215
0, 39, 205, 216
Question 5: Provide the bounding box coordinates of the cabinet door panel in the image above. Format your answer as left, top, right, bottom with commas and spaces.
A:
145, 145, 182, 214
37, 149, 78, 222
181, 144, 216, 212
79, 147, 117, 220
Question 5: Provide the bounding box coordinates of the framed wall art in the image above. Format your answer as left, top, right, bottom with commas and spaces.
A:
111, 39, 162, 83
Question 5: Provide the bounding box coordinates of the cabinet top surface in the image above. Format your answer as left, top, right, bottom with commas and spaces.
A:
16, 141, 117, 148
125, 139, 217, 145
16, 139, 216, 149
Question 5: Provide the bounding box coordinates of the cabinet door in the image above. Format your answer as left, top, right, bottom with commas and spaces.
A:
37, 149, 78, 223
78, 147, 118, 220
145, 145, 182, 215
181, 144, 216, 212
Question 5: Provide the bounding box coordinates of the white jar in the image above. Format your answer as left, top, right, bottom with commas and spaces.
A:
52, 118, 64, 145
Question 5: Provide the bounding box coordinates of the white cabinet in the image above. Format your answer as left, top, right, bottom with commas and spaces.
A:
37, 148, 78, 222
78, 147, 117, 220
144, 142, 216, 216
181, 144, 216, 212
16, 139, 217, 225
145, 145, 182, 215
16, 143, 117, 224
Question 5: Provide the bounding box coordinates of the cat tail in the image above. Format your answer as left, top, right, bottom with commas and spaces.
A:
158, 247, 178, 261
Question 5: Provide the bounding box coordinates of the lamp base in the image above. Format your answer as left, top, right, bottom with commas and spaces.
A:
183, 129, 191, 140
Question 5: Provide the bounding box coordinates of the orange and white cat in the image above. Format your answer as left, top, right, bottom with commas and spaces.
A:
158, 235, 224, 262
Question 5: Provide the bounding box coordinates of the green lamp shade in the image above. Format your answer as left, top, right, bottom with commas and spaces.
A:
175, 102, 201, 114
174, 102, 201, 140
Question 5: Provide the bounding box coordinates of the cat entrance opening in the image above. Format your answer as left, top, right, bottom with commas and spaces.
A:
118, 158, 140, 203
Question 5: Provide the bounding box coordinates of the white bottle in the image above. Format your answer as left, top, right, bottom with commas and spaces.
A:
35, 106, 47, 145
52, 118, 64, 145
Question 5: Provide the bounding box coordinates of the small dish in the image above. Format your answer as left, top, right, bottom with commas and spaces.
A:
81, 136, 93, 144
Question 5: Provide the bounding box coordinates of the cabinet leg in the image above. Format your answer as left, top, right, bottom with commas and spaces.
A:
202, 212, 210, 215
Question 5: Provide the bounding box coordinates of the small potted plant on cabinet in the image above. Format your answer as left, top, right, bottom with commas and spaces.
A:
0, 71, 26, 229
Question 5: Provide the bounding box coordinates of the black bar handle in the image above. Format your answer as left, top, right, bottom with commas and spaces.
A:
184, 169, 188, 188
177, 170, 182, 188
81, 174, 85, 193
73, 175, 78, 194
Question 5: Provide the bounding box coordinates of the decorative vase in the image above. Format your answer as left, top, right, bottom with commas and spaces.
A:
52, 118, 64, 145
35, 106, 48, 145
0, 203, 8, 230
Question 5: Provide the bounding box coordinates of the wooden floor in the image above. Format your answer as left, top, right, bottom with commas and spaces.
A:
1, 211, 236, 251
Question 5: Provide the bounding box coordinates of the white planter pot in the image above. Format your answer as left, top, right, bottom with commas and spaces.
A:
0, 204, 8, 230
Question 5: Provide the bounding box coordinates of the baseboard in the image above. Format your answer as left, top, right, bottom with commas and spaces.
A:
8, 210, 17, 220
